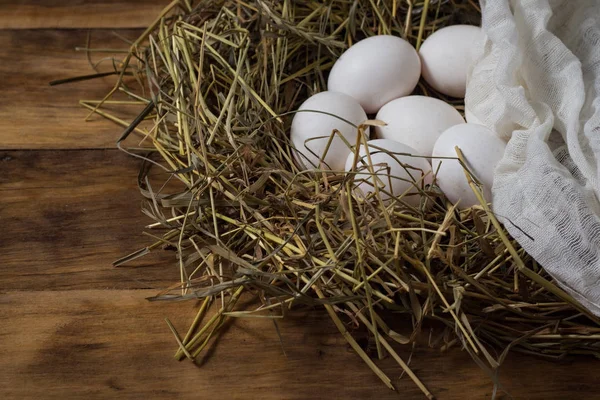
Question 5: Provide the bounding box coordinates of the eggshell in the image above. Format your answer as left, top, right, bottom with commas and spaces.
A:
345, 139, 432, 206
375, 96, 465, 157
432, 123, 506, 208
290, 91, 368, 171
419, 25, 482, 98
328, 35, 421, 114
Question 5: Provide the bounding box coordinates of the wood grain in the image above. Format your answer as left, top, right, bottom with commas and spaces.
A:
0, 1, 169, 29
0, 29, 145, 149
1, 289, 597, 400
0, 149, 178, 290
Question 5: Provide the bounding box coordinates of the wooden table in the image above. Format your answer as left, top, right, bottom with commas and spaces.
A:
1, 2, 598, 399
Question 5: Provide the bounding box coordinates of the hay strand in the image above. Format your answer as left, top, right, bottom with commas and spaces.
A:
75, 0, 600, 397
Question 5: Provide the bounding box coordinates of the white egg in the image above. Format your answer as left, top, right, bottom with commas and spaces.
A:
419, 25, 482, 98
375, 96, 465, 157
432, 123, 506, 208
345, 139, 432, 206
328, 35, 421, 114
290, 91, 368, 171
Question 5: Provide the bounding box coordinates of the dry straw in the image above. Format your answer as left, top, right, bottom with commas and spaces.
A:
71, 0, 600, 397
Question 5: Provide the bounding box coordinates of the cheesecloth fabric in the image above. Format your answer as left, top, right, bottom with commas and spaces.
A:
465, 0, 600, 314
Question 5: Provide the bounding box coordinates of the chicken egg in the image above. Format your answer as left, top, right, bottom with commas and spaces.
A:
290, 91, 368, 171
432, 123, 506, 208
345, 139, 432, 206
328, 35, 421, 114
419, 25, 482, 98
375, 96, 465, 157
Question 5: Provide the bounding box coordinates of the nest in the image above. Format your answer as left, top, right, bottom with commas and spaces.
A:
76, 0, 600, 397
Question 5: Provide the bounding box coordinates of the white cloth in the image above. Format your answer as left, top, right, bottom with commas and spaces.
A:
466, 0, 600, 314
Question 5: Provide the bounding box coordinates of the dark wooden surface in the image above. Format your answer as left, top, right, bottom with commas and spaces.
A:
1, 2, 599, 399
0, 1, 166, 29
0, 29, 145, 148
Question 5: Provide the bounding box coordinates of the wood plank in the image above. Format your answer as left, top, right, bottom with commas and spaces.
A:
0, 289, 597, 399
0, 149, 179, 290
0, 1, 167, 29
0, 29, 146, 149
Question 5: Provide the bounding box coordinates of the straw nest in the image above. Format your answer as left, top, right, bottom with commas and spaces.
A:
78, 0, 600, 397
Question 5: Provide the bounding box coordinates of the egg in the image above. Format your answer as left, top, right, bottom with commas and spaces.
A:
345, 139, 432, 206
419, 25, 482, 98
375, 95, 465, 157
328, 35, 421, 114
290, 91, 368, 171
432, 123, 506, 208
